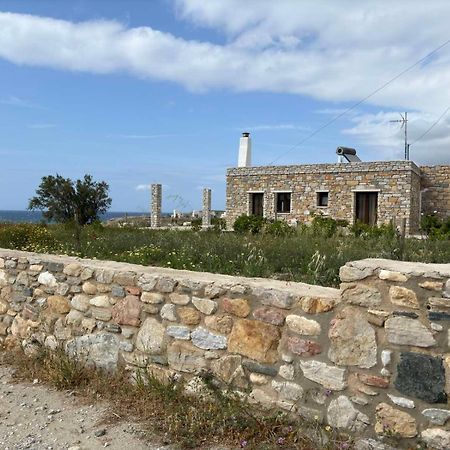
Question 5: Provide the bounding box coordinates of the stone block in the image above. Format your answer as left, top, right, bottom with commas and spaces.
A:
374, 403, 417, 438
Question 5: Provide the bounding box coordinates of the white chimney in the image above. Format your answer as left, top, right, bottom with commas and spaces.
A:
238, 132, 252, 167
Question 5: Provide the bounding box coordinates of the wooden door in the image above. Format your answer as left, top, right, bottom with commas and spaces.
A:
355, 192, 378, 226
251, 193, 264, 217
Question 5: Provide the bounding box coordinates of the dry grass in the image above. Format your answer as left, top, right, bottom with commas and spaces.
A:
0, 345, 353, 449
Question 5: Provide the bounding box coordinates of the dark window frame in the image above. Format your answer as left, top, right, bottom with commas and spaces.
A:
276, 192, 292, 213
317, 191, 329, 207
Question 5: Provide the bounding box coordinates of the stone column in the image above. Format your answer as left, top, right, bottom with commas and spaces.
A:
151, 184, 162, 228
202, 188, 212, 228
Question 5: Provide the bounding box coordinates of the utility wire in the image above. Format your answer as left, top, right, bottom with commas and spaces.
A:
410, 105, 450, 146
269, 38, 450, 165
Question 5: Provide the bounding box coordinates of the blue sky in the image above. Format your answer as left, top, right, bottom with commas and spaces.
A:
1, 1, 450, 212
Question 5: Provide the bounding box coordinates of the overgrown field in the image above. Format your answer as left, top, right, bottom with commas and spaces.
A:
1, 220, 449, 287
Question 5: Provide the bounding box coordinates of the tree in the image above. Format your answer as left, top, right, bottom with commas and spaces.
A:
29, 174, 112, 225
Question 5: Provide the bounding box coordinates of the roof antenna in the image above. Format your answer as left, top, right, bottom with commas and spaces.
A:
390, 112, 410, 160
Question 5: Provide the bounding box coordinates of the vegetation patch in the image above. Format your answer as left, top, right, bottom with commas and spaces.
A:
1, 345, 351, 449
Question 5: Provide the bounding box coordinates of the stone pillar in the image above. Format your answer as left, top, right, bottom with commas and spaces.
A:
151, 184, 162, 228
202, 188, 212, 228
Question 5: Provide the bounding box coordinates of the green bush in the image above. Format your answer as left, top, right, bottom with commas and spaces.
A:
263, 220, 295, 236
191, 218, 202, 231
212, 217, 226, 231
350, 221, 396, 239
233, 214, 267, 234
421, 214, 450, 239
311, 215, 339, 237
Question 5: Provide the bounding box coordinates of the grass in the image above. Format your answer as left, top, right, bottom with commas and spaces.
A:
0, 221, 449, 287
0, 344, 353, 449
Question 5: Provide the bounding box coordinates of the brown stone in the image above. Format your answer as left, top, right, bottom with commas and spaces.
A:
287, 336, 322, 356
0, 321, 8, 335
228, 319, 280, 364
204, 314, 233, 334
419, 281, 444, 291
47, 295, 70, 314
82, 281, 97, 295
253, 306, 286, 326
375, 403, 417, 438
178, 307, 201, 325
341, 283, 382, 307
112, 295, 142, 326
358, 373, 389, 388
367, 309, 390, 327
389, 286, 419, 309
222, 298, 251, 317
0, 300, 8, 315
113, 271, 136, 286
167, 341, 207, 373
300, 296, 336, 314
126, 286, 141, 296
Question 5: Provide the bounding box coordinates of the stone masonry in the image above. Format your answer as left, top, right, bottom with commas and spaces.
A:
150, 183, 162, 228
2, 249, 450, 448
226, 160, 450, 234
202, 188, 212, 228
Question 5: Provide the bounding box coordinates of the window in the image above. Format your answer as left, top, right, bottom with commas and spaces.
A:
317, 191, 329, 207
276, 192, 291, 213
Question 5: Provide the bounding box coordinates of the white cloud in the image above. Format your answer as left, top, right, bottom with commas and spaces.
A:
135, 184, 151, 191
342, 110, 450, 163
0, 5, 450, 114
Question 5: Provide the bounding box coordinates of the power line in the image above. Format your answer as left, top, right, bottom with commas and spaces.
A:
410, 106, 450, 146
269, 37, 450, 165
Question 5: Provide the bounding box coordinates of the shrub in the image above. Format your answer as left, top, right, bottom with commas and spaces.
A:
191, 218, 202, 231
311, 215, 339, 237
421, 214, 450, 239
212, 217, 226, 231
233, 214, 267, 234
351, 221, 396, 239
263, 220, 295, 236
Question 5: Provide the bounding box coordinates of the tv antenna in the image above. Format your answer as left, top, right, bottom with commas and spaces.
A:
390, 112, 410, 160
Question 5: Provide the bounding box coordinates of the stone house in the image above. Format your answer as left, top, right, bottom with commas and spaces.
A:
226, 134, 450, 234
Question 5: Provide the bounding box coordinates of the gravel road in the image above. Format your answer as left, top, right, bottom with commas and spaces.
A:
0, 364, 170, 450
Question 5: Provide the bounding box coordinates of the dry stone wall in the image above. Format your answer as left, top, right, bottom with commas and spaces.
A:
1, 249, 450, 449
421, 166, 450, 219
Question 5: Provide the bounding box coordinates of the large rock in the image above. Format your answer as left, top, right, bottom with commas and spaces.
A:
328, 307, 377, 368
395, 352, 447, 403
253, 307, 286, 325
340, 265, 374, 282
112, 295, 142, 326
223, 298, 251, 317
71, 294, 90, 312
135, 317, 166, 354
204, 314, 234, 334
422, 408, 450, 425
299, 360, 347, 390
285, 315, 321, 336
272, 380, 303, 403
300, 297, 336, 314
178, 307, 201, 325
167, 341, 207, 373
389, 286, 419, 309
47, 295, 71, 314
385, 317, 435, 347
327, 395, 370, 432
421, 428, 450, 450
287, 337, 321, 357
341, 283, 382, 307
191, 327, 227, 350
374, 403, 417, 438
253, 287, 294, 309
228, 319, 280, 364
166, 325, 191, 340
192, 297, 217, 315
210, 355, 242, 383
379, 270, 408, 282
65, 333, 119, 372
38, 271, 57, 287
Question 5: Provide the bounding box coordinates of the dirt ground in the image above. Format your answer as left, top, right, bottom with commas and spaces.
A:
0, 364, 172, 450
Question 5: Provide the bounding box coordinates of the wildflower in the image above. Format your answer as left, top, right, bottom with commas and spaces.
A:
324, 388, 332, 396
240, 440, 248, 448
276, 437, 286, 445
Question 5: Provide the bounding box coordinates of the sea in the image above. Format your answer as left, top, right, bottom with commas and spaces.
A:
0, 210, 149, 223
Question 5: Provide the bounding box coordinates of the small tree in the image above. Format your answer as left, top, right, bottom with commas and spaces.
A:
28, 174, 112, 225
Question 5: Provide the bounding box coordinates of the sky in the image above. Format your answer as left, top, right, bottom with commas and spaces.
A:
1, 0, 450, 212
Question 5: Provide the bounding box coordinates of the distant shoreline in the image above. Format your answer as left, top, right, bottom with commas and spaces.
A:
0, 210, 151, 224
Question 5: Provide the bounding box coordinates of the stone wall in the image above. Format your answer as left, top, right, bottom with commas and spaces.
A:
1, 249, 450, 449
226, 161, 423, 234
421, 166, 450, 219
